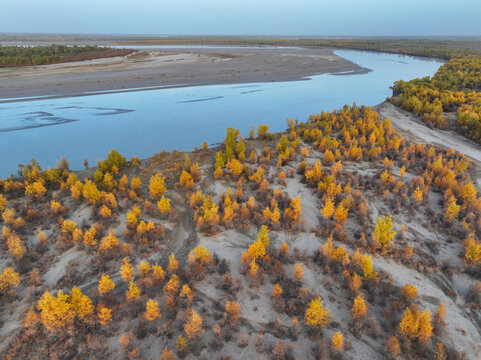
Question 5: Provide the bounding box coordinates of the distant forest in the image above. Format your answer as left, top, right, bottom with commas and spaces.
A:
114, 36, 481, 59
0, 45, 131, 66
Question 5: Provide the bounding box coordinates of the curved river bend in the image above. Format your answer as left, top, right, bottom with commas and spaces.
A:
0, 50, 443, 177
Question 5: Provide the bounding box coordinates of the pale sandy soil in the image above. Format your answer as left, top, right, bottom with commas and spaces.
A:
1, 135, 480, 359
374, 104, 481, 356
0, 47, 362, 100
188, 139, 481, 359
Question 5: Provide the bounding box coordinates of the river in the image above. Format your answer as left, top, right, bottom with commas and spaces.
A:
0, 50, 443, 177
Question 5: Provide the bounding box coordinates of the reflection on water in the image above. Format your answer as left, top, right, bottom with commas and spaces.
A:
0, 50, 443, 177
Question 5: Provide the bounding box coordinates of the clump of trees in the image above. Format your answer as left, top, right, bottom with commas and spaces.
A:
0, 267, 20, 294
398, 305, 433, 344
0, 44, 123, 66
36, 287, 93, 332
389, 55, 481, 141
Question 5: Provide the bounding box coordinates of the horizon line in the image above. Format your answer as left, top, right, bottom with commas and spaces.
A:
1, 32, 481, 39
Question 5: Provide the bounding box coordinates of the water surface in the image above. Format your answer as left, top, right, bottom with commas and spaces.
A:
0, 50, 442, 177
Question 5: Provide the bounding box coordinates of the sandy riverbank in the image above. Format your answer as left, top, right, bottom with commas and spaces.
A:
0, 47, 365, 100
375, 101, 481, 189
375, 102, 481, 163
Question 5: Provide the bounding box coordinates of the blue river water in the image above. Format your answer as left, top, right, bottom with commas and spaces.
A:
0, 50, 443, 177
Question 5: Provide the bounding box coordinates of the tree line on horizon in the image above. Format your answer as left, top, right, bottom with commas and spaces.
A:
0, 44, 110, 66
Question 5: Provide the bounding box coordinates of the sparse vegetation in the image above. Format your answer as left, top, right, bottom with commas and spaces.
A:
1, 41, 481, 357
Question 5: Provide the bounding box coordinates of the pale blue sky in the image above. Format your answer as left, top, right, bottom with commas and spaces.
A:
1, 0, 480, 36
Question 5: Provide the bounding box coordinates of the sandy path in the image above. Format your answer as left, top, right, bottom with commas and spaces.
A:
0, 47, 361, 100
168, 191, 198, 262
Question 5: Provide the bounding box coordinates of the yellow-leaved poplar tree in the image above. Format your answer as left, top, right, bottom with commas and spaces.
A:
121, 257, 135, 282
399, 305, 433, 344
37, 290, 74, 332
373, 216, 396, 252
444, 197, 460, 222
126, 281, 141, 301
464, 237, 481, 265
285, 196, 302, 224
184, 308, 203, 339
413, 187, 423, 202
145, 299, 161, 321
69, 286, 93, 319
152, 264, 165, 283
83, 180, 101, 204
351, 294, 368, 319
37, 287, 93, 333
0, 267, 20, 294
149, 172, 166, 199
331, 331, 343, 352
360, 254, 377, 280
168, 253, 179, 274
157, 195, 171, 214
322, 198, 335, 219
334, 204, 348, 224
97, 305, 113, 325
293, 263, 304, 282
304, 297, 330, 330
98, 274, 115, 295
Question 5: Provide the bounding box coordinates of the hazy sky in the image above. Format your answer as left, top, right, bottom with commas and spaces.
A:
1, 0, 480, 36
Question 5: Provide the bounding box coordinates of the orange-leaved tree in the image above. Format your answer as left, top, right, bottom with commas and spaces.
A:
351, 294, 368, 320
0, 267, 20, 294
184, 308, 203, 339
